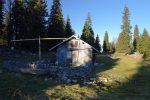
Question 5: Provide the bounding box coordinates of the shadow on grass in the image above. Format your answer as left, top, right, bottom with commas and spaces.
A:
90, 55, 120, 77
0, 72, 99, 100
0, 54, 120, 100
97, 58, 150, 100
0, 73, 51, 100
0, 55, 150, 100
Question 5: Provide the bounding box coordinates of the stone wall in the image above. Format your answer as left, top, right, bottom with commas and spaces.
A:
3, 60, 93, 82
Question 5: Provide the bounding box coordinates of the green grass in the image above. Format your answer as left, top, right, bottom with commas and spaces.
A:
0, 54, 150, 100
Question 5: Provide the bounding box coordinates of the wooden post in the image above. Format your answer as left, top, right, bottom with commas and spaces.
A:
39, 36, 41, 61
10, 37, 66, 60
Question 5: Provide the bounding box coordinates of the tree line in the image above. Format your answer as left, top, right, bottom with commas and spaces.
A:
116, 6, 150, 57
0, 0, 150, 57
0, 0, 74, 51
101, 6, 150, 57
0, 0, 101, 52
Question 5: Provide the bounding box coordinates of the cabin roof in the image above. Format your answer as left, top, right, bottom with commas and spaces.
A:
49, 35, 100, 53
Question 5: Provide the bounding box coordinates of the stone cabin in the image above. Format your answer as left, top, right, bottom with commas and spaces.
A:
49, 35, 99, 66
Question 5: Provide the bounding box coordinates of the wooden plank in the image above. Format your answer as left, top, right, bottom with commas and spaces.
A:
73, 50, 78, 64
11, 38, 66, 42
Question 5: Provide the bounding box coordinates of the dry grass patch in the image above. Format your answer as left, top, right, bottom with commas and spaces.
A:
46, 84, 98, 100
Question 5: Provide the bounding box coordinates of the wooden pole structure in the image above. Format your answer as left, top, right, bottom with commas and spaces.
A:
11, 37, 66, 61
39, 36, 41, 61
11, 38, 66, 42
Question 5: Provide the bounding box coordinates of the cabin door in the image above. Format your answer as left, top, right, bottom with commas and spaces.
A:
70, 40, 79, 64
72, 50, 79, 64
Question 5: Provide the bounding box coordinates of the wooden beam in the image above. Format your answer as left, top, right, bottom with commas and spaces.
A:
11, 38, 66, 42
10, 37, 67, 61
41, 38, 67, 40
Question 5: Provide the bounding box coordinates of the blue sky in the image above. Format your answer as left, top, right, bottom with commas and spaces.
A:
4, 0, 150, 42
47, 0, 150, 42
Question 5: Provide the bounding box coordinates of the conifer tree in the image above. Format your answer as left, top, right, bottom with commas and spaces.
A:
2, 11, 10, 45
65, 16, 75, 38
11, 0, 26, 39
116, 6, 132, 54
33, 0, 48, 37
137, 29, 150, 57
95, 34, 101, 52
25, 0, 37, 39
22, 0, 47, 51
103, 31, 110, 52
133, 24, 139, 51
81, 13, 95, 46
81, 16, 90, 42
5, 0, 13, 46
11, 0, 26, 49
116, 31, 131, 53
121, 6, 132, 35
25, 0, 41, 38
47, 0, 65, 48
48, 0, 65, 38
0, 0, 4, 37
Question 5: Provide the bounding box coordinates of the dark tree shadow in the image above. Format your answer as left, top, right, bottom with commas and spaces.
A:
0, 54, 120, 100
90, 55, 120, 77
96, 58, 150, 100
1, 54, 149, 100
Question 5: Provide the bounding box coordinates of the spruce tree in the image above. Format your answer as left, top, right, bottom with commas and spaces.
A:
0, 0, 3, 37
121, 6, 132, 35
103, 31, 110, 52
22, 0, 48, 51
48, 0, 65, 38
95, 34, 101, 52
25, 0, 40, 38
33, 0, 48, 37
81, 14, 95, 46
81, 16, 90, 42
65, 16, 75, 38
11, 0, 26, 49
5, 0, 13, 46
12, 0, 26, 38
26, 0, 38, 39
2, 11, 10, 45
47, 0, 65, 48
116, 32, 131, 53
133, 24, 139, 51
116, 6, 131, 54
137, 29, 150, 57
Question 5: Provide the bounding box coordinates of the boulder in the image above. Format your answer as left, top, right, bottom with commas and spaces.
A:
72, 80, 77, 83
67, 79, 71, 83
90, 78, 96, 81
